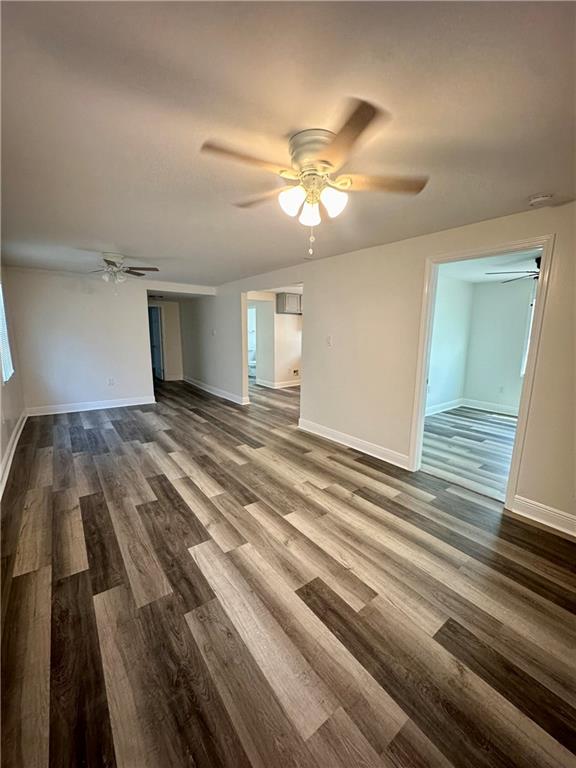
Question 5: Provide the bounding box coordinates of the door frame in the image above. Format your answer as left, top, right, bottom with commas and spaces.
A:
407, 233, 556, 509
148, 304, 165, 381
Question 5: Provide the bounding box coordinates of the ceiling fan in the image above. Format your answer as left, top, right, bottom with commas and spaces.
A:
486, 256, 541, 283
91, 253, 159, 284
201, 99, 429, 229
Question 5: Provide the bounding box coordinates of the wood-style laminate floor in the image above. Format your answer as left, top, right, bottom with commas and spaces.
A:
2, 380, 575, 768
423, 407, 517, 501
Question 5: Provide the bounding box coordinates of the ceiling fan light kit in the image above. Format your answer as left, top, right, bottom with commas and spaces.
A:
201, 99, 429, 257
102, 268, 127, 284
280, 128, 350, 226
91, 252, 160, 284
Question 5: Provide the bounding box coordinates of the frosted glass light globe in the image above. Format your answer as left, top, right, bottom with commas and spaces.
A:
278, 185, 307, 217
320, 186, 349, 218
299, 202, 321, 227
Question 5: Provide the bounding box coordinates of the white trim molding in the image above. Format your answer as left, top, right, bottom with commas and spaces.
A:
425, 398, 464, 416
298, 418, 411, 470
425, 398, 519, 416
256, 378, 301, 389
508, 496, 576, 537
460, 399, 518, 416
184, 377, 249, 406
0, 410, 27, 498
26, 396, 156, 416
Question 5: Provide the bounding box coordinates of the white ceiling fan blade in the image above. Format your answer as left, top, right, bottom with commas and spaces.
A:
201, 141, 297, 179
335, 173, 428, 194
502, 275, 533, 283
318, 99, 384, 171
234, 187, 288, 208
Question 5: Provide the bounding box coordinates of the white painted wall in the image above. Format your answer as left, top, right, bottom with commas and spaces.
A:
148, 300, 183, 381
426, 276, 473, 413
274, 313, 302, 386
426, 273, 534, 415
220, 202, 575, 521
254, 300, 275, 386
464, 279, 534, 412
4, 268, 155, 413
0, 266, 26, 492
179, 294, 246, 404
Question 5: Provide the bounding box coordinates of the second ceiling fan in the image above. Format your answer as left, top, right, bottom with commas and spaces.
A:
201, 99, 429, 228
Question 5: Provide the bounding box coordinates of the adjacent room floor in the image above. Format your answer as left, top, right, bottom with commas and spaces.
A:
422, 407, 517, 501
2, 382, 575, 767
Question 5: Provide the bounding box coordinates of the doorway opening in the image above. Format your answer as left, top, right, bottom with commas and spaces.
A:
148, 305, 164, 381
147, 295, 185, 386
411, 236, 554, 505
243, 284, 303, 412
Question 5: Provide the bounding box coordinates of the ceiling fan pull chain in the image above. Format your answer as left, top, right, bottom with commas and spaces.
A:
308, 227, 315, 256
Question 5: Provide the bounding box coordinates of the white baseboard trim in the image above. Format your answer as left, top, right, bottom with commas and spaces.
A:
0, 410, 27, 498
508, 495, 575, 536
425, 398, 519, 417
26, 396, 156, 416
425, 398, 464, 416
461, 399, 519, 416
256, 378, 301, 389
184, 377, 249, 406
298, 418, 411, 470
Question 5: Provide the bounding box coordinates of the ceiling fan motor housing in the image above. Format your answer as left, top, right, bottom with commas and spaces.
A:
289, 129, 335, 174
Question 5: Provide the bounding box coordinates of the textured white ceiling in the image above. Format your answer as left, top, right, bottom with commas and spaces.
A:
2, 2, 574, 285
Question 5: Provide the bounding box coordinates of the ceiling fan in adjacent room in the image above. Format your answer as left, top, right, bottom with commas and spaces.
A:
91, 253, 159, 284
485, 256, 541, 283
201, 99, 429, 235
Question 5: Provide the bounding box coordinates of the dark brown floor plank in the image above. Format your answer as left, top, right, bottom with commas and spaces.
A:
85, 427, 112, 455
1, 566, 52, 768
194, 454, 259, 506
80, 491, 126, 595
146, 473, 212, 546
69, 424, 90, 454
434, 618, 576, 753
138, 593, 253, 768
384, 720, 455, 768
137, 488, 215, 612
50, 570, 117, 768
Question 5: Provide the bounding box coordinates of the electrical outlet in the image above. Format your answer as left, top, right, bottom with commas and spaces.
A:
293, 368, 299, 376
107, 377, 115, 387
